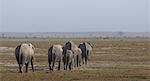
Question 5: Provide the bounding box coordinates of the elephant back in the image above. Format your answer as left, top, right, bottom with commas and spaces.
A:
52, 45, 63, 54
73, 47, 82, 56
20, 43, 34, 56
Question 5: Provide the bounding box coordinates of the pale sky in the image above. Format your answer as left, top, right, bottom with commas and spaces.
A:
0, 0, 150, 32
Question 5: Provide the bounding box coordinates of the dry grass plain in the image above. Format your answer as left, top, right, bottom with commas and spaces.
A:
0, 37, 150, 81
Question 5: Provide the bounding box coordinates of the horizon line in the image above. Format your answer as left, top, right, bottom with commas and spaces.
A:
0, 31, 150, 33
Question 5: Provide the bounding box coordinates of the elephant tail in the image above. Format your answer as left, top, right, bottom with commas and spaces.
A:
18, 49, 22, 64
15, 45, 20, 64
48, 47, 53, 64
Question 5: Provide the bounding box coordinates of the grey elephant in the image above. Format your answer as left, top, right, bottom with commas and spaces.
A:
63, 41, 82, 68
78, 42, 93, 65
63, 41, 74, 70
63, 49, 74, 70
48, 45, 63, 71
15, 43, 34, 73
73, 46, 82, 67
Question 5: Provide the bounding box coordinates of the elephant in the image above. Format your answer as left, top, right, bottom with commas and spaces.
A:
73, 47, 82, 67
63, 41, 75, 70
63, 41, 82, 68
63, 49, 74, 70
48, 44, 63, 71
15, 43, 34, 73
78, 42, 93, 65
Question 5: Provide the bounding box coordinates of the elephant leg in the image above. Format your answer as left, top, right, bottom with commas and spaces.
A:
52, 53, 56, 71
72, 58, 74, 70
66, 61, 68, 70
64, 62, 66, 70
79, 60, 81, 66
31, 58, 34, 72
87, 50, 89, 61
77, 55, 79, 67
63, 62, 66, 70
21, 64, 25, 73
82, 53, 85, 64
79, 55, 82, 66
25, 63, 29, 73
58, 61, 61, 71
49, 63, 51, 70
78, 55, 81, 66
66, 57, 69, 70
74, 56, 76, 67
49, 64, 53, 70
49, 60, 52, 70
85, 51, 89, 65
21, 60, 26, 73
64, 60, 67, 70
65, 64, 67, 70
51, 63, 54, 70
85, 56, 87, 65
81, 56, 83, 64
85, 56, 88, 65
69, 62, 72, 70
19, 64, 22, 73
19, 55, 23, 73
63, 56, 66, 70
78, 57, 81, 66
70, 59, 74, 70
52, 62, 54, 71
82, 57, 85, 64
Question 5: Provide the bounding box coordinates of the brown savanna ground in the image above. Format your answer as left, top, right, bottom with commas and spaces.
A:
0, 37, 150, 81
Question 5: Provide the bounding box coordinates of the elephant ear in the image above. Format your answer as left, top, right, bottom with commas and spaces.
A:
87, 42, 93, 48
32, 45, 35, 50
65, 41, 71, 50
78, 43, 83, 49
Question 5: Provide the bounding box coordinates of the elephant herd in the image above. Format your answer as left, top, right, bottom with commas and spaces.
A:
15, 41, 93, 73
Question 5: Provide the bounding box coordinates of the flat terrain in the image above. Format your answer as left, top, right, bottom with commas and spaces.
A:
0, 37, 150, 81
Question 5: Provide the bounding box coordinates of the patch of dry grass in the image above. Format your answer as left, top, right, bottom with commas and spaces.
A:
0, 69, 150, 81
0, 37, 150, 81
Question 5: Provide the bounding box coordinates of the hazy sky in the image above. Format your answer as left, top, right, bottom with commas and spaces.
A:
0, 0, 150, 32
